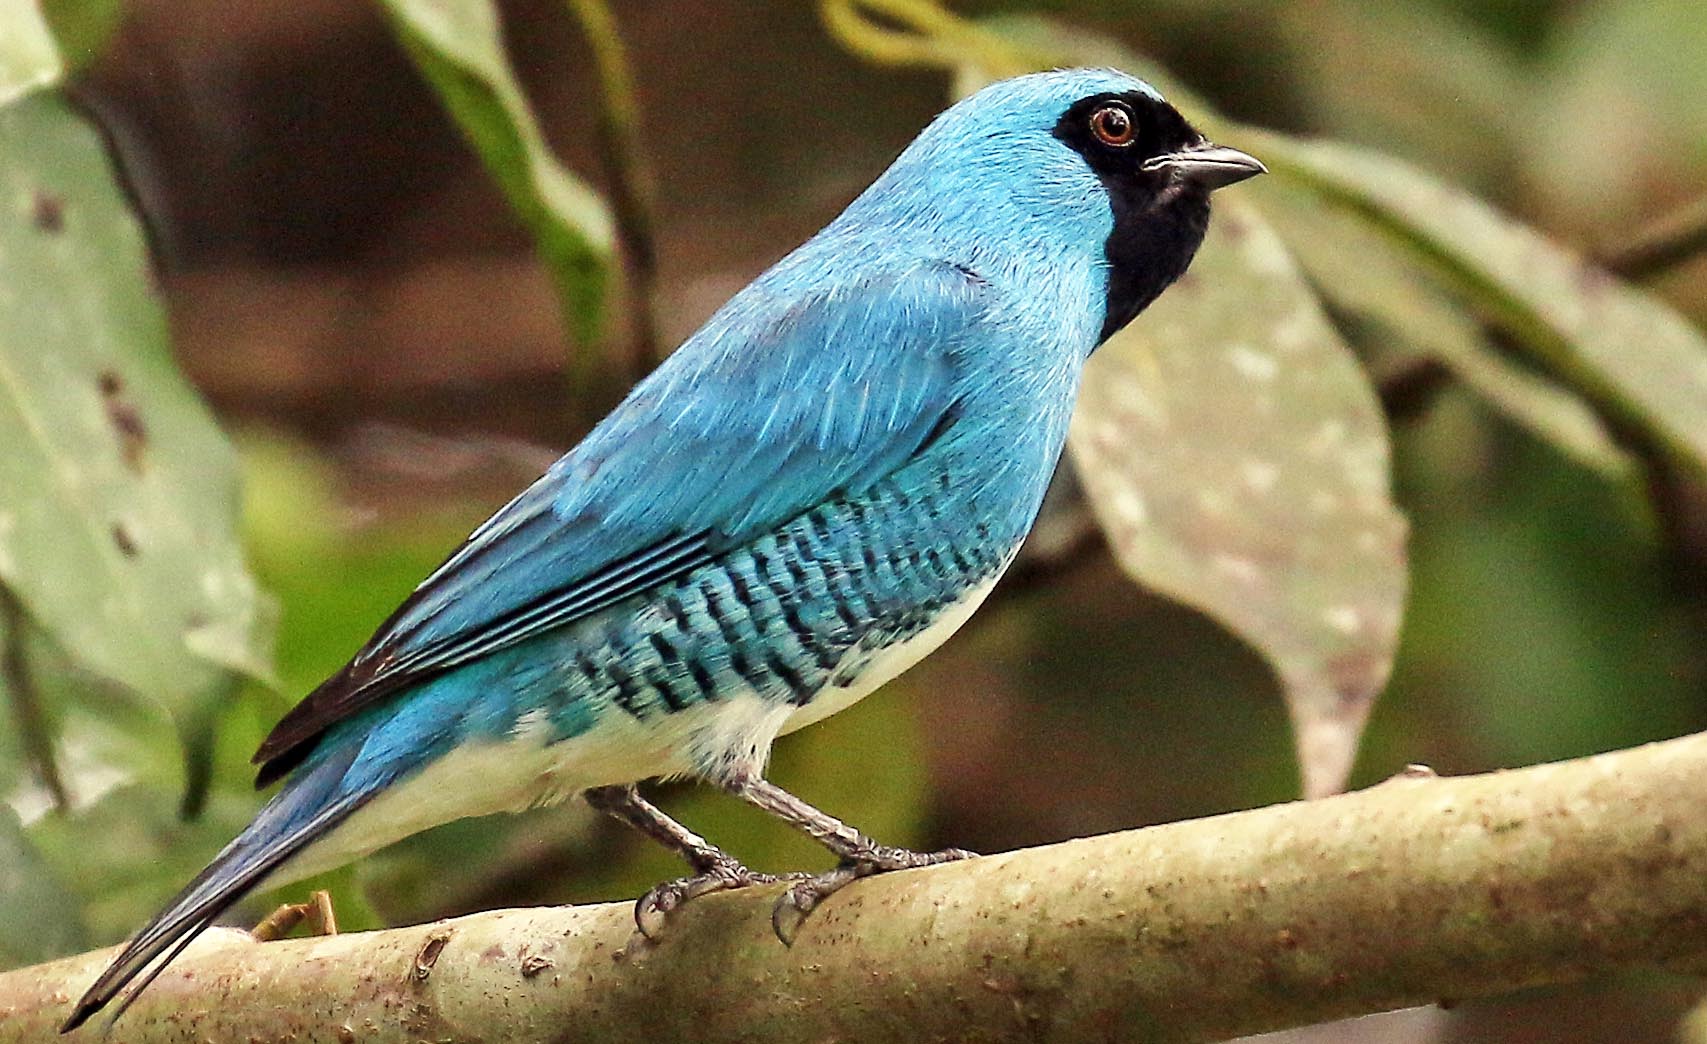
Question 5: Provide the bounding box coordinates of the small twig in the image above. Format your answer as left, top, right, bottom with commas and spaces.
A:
0, 588, 69, 814
312, 889, 339, 937
1601, 197, 1707, 282
1365, 340, 1707, 588
565, 0, 661, 381
248, 904, 301, 943
820, 0, 963, 67
819, 0, 1037, 75
250, 890, 340, 943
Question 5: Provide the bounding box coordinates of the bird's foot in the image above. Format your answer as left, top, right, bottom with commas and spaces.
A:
634, 856, 792, 940
771, 846, 976, 945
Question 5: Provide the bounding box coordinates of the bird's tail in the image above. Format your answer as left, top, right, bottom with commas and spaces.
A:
60, 741, 372, 1034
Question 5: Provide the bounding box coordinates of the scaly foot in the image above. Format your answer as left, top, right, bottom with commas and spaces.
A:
771, 846, 976, 945
635, 856, 790, 940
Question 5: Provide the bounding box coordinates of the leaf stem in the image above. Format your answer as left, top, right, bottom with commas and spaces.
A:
818, 0, 1038, 77
0, 588, 69, 814
565, 0, 661, 383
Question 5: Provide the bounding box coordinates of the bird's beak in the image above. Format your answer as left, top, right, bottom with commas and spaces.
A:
1141, 142, 1267, 190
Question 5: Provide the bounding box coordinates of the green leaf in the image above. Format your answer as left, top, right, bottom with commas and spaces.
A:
0, 803, 86, 970
1250, 179, 1633, 478
0, 0, 62, 106
0, 590, 70, 815
0, 94, 273, 743
1273, 0, 1526, 193
381, 0, 616, 348
15, 668, 283, 950
38, 0, 123, 74
0, 0, 123, 103
25, 778, 262, 945
1069, 197, 1408, 798
1251, 132, 1707, 476
8, 615, 197, 826
1527, 0, 1707, 229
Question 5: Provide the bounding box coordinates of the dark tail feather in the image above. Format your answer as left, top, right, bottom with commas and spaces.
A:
61, 746, 370, 1033
93, 913, 214, 1029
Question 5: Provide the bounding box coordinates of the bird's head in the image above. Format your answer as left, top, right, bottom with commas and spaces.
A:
857, 68, 1264, 345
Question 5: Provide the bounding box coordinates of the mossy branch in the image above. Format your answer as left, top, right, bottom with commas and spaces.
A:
6, 732, 1707, 1042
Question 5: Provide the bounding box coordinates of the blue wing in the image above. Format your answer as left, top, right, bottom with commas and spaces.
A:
253, 259, 986, 782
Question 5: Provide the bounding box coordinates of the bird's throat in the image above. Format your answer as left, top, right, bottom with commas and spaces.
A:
1097, 188, 1211, 344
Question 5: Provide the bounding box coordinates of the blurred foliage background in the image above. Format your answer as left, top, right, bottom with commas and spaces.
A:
3, 0, 1707, 1041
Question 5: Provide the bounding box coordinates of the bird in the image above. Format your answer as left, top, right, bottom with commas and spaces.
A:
63, 67, 1262, 1032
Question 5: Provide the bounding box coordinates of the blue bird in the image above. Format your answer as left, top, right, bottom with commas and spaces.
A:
64, 67, 1261, 1031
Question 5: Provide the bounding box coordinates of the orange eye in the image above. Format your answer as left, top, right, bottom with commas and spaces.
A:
1089, 104, 1135, 147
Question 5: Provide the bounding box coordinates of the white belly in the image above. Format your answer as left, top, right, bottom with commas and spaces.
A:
269, 696, 785, 884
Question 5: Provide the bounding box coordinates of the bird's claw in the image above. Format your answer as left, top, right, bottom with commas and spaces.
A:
633, 844, 977, 945
770, 846, 977, 946
634, 858, 785, 940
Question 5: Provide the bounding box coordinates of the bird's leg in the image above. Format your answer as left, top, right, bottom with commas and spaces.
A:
723, 775, 976, 944
584, 784, 782, 938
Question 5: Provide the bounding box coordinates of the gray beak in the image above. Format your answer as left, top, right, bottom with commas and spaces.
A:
1141, 142, 1267, 190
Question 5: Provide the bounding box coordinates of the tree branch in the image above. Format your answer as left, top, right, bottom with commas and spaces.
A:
7, 732, 1707, 1043
564, 0, 661, 383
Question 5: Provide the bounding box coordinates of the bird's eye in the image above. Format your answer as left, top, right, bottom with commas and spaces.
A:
1089, 104, 1135, 147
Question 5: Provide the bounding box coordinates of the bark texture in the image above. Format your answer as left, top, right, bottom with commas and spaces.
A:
6, 732, 1707, 1043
